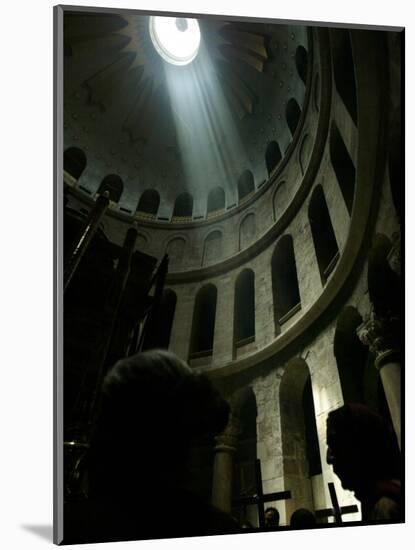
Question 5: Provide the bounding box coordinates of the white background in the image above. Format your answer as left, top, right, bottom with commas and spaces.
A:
0, 0, 412, 548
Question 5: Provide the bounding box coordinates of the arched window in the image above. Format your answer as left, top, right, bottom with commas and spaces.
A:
286, 98, 302, 137
330, 121, 356, 214
64, 147, 87, 181
295, 45, 308, 85
265, 141, 282, 177
368, 234, 400, 318
172, 192, 193, 219
234, 269, 255, 348
142, 289, 177, 350
166, 237, 186, 268
203, 231, 223, 266
97, 174, 123, 202
280, 359, 322, 520
271, 235, 301, 330
237, 170, 255, 202
137, 189, 160, 216
308, 185, 339, 284
331, 29, 357, 124
189, 284, 217, 358
207, 187, 225, 216
239, 213, 256, 250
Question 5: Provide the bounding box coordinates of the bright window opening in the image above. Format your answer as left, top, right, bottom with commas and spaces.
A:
149, 16, 201, 66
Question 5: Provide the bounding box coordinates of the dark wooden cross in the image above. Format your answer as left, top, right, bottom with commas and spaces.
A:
314, 482, 359, 523
233, 458, 291, 528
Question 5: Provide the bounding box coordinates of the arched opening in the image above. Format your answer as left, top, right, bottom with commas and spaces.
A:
203, 230, 223, 266
286, 98, 302, 137
295, 45, 308, 85
189, 284, 217, 361
231, 388, 258, 527
368, 234, 400, 318
234, 269, 255, 350
172, 192, 193, 219
207, 187, 225, 216
239, 213, 256, 250
265, 141, 282, 177
237, 170, 255, 202
331, 29, 357, 125
142, 289, 177, 350
330, 121, 356, 215
334, 305, 395, 429
334, 306, 368, 404
97, 174, 124, 202
64, 147, 87, 181
280, 359, 322, 521
271, 235, 301, 331
166, 237, 186, 268
308, 185, 339, 285
137, 189, 160, 216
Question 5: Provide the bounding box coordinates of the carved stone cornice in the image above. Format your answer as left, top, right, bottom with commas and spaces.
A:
356, 311, 401, 369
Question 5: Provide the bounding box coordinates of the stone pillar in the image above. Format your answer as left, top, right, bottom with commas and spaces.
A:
168, 285, 195, 361
212, 275, 235, 365
211, 420, 239, 514
388, 230, 401, 276
357, 312, 401, 449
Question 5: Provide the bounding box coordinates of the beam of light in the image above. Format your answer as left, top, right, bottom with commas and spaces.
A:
161, 30, 252, 209
149, 16, 201, 66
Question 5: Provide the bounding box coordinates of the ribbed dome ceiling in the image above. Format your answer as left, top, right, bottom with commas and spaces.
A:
64, 12, 309, 219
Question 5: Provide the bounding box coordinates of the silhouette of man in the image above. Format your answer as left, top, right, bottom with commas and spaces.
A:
326, 403, 401, 522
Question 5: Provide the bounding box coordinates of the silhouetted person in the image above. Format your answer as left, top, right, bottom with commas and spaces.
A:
290, 508, 317, 529
326, 403, 402, 522
64, 350, 239, 543
264, 507, 280, 528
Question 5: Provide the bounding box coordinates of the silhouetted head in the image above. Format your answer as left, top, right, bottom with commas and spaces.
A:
290, 508, 316, 529
326, 403, 400, 496
88, 350, 230, 496
264, 507, 280, 527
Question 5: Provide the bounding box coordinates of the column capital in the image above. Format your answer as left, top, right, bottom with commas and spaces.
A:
356, 311, 400, 369
214, 415, 240, 452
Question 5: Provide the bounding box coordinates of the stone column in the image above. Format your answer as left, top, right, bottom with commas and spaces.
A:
211, 419, 239, 514
357, 312, 401, 448
212, 275, 235, 365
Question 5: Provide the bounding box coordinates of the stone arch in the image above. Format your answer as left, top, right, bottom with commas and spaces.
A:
280, 358, 322, 521
189, 284, 218, 360
286, 98, 302, 137
295, 45, 308, 85
331, 29, 357, 124
308, 185, 339, 285
271, 235, 301, 332
239, 213, 256, 250
330, 121, 356, 215
237, 170, 255, 202
234, 269, 255, 349
165, 237, 186, 268
97, 174, 124, 202
136, 233, 148, 250
203, 230, 223, 266
172, 192, 193, 219
265, 141, 282, 177
136, 189, 160, 216
207, 187, 225, 216
142, 289, 177, 350
64, 147, 87, 181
